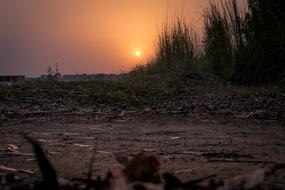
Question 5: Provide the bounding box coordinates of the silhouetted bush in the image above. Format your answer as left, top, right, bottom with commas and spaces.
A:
239, 0, 285, 84
203, 0, 285, 85
203, 0, 246, 80
132, 0, 284, 85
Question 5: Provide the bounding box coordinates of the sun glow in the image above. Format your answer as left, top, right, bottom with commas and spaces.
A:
135, 51, 141, 57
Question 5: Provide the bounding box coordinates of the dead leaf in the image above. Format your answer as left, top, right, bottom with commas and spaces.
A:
124, 152, 161, 183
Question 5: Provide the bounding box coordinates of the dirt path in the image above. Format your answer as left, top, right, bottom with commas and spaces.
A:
0, 116, 285, 188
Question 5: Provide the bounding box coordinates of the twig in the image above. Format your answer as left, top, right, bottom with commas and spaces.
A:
19, 169, 35, 175
87, 145, 97, 181
175, 169, 193, 174
0, 152, 35, 156
96, 150, 113, 156
0, 165, 34, 174
0, 165, 17, 172
25, 136, 59, 189
208, 159, 276, 164
74, 144, 93, 148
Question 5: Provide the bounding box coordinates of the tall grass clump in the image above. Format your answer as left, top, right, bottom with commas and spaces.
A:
204, 0, 285, 85
239, 0, 285, 84
130, 18, 198, 76
203, 0, 247, 80
131, 18, 198, 76
153, 18, 196, 73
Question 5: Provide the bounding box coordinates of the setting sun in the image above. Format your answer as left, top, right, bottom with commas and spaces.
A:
0, 0, 209, 76
135, 51, 141, 57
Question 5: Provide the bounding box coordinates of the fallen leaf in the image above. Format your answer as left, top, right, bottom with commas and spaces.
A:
124, 152, 161, 183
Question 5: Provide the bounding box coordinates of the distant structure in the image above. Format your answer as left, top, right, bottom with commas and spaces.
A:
60, 74, 123, 81
0, 75, 26, 84
36, 73, 125, 82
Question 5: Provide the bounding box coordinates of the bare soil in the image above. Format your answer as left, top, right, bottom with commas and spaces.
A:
0, 76, 284, 189
0, 115, 285, 189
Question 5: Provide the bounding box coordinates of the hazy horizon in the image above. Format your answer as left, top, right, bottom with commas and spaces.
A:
0, 0, 208, 77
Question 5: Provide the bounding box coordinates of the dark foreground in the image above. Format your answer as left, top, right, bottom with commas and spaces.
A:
0, 116, 285, 189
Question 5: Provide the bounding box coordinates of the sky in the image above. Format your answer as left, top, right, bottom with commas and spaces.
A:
0, 0, 208, 77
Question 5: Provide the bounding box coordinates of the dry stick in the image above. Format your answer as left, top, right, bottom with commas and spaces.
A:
0, 165, 34, 175
25, 136, 59, 190
87, 137, 98, 181
0, 165, 18, 172
96, 150, 113, 155
0, 152, 35, 156
87, 148, 97, 181
0, 145, 33, 156
208, 159, 276, 164
19, 169, 35, 175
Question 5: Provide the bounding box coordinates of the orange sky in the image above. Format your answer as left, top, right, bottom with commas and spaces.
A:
0, 0, 208, 76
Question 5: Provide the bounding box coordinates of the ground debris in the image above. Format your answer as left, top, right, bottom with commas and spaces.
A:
1, 137, 284, 190
0, 165, 34, 175
0, 144, 35, 157
0, 77, 284, 124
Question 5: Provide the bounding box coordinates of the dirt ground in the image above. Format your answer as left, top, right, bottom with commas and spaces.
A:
1, 115, 285, 189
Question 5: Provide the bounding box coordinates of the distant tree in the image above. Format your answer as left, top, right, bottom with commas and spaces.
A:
54, 63, 61, 79
47, 63, 61, 81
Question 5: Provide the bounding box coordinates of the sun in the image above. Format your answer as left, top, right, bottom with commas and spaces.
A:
135, 51, 141, 57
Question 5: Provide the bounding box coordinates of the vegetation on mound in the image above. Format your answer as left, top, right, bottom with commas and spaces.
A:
1, 74, 283, 109
0, 74, 186, 108
0, 75, 284, 123
132, 0, 285, 86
